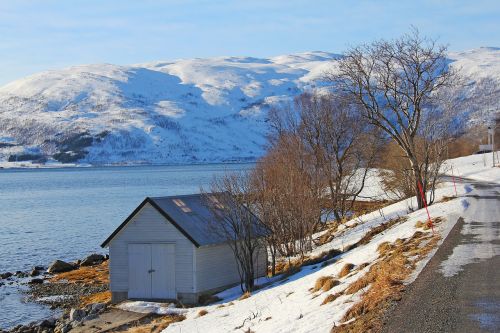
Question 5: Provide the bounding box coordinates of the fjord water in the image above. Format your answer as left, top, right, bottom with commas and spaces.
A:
0, 163, 252, 329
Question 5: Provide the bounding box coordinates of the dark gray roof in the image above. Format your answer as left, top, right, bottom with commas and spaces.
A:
101, 193, 268, 248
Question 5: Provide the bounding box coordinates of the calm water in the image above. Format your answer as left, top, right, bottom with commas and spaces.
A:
0, 163, 252, 329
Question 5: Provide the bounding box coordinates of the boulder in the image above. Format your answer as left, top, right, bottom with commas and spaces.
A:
34, 266, 45, 271
80, 254, 105, 267
15, 271, 28, 278
39, 319, 55, 328
90, 302, 106, 313
55, 323, 72, 333
47, 260, 75, 274
30, 269, 40, 277
29, 278, 44, 284
0, 272, 12, 279
69, 308, 85, 322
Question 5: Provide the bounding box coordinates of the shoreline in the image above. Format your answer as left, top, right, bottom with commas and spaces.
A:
0, 160, 257, 171
0, 254, 110, 332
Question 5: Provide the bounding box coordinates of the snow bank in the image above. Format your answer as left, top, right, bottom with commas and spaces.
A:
444, 153, 500, 183
117, 301, 188, 316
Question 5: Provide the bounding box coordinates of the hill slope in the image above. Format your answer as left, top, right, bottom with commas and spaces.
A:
0, 48, 498, 166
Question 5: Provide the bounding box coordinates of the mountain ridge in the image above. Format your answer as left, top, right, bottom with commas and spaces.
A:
0, 48, 498, 166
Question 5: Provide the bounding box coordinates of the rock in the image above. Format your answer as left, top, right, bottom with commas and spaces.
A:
82, 314, 98, 322
29, 278, 44, 284
80, 254, 105, 267
30, 269, 40, 277
47, 260, 75, 274
34, 266, 45, 271
55, 323, 72, 333
39, 319, 55, 328
1, 272, 13, 279
69, 308, 85, 322
15, 271, 28, 278
90, 302, 106, 313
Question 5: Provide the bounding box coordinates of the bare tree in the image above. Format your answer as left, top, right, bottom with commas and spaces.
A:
201, 172, 267, 292
297, 92, 381, 221
329, 28, 460, 208
251, 134, 323, 273
269, 92, 381, 223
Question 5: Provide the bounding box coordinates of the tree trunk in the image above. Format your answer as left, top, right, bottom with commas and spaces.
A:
409, 157, 425, 209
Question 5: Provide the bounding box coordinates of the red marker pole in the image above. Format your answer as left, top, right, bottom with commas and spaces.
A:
417, 180, 434, 233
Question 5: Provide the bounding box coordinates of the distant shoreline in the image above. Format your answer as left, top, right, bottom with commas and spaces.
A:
0, 160, 257, 171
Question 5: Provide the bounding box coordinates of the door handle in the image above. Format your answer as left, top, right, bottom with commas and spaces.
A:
148, 269, 155, 274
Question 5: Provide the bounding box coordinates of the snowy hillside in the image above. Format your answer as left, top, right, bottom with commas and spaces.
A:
0, 48, 498, 166
109, 154, 499, 333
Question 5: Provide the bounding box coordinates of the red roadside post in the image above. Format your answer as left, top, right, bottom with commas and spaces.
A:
417, 181, 434, 233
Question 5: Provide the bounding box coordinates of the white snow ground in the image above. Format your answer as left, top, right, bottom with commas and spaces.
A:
110, 155, 500, 333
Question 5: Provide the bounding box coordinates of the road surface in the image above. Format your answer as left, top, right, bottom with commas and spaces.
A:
382, 179, 500, 333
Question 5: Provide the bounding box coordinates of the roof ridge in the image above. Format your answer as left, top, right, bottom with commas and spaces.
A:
150, 193, 203, 200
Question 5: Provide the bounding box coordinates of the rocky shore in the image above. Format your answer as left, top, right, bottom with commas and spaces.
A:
0, 253, 110, 333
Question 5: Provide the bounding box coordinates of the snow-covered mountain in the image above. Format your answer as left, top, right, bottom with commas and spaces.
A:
0, 48, 498, 166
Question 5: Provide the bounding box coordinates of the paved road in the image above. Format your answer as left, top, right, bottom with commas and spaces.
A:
382, 179, 500, 333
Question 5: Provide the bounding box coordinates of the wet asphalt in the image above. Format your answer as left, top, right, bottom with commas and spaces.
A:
382, 180, 500, 333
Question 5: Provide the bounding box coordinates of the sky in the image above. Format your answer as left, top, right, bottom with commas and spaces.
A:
0, 0, 499, 86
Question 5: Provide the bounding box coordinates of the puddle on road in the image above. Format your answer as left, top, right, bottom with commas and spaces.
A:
469, 300, 500, 331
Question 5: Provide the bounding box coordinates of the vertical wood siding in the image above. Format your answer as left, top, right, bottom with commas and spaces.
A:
194, 242, 268, 292
108, 203, 195, 293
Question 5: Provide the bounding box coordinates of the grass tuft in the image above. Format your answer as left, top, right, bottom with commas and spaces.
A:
321, 292, 343, 305
312, 276, 338, 293
338, 263, 355, 278
239, 291, 251, 300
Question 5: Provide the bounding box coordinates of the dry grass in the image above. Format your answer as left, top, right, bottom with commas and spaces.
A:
356, 263, 369, 271
50, 261, 109, 284
440, 195, 456, 203
415, 216, 444, 230
338, 263, 355, 278
321, 292, 343, 306
345, 216, 407, 252
332, 230, 441, 333
377, 242, 394, 256
274, 248, 342, 278
198, 309, 208, 317
122, 315, 185, 333
80, 291, 111, 306
239, 291, 251, 300
312, 276, 339, 293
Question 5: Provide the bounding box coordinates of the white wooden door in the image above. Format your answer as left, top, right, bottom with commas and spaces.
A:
128, 244, 152, 299
152, 244, 176, 299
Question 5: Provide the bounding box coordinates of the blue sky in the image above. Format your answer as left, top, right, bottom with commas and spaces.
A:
0, 0, 498, 85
